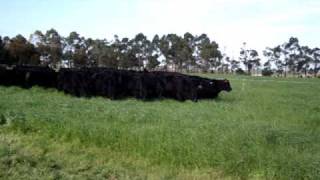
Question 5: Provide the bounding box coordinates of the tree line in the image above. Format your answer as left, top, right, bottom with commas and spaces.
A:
0, 29, 319, 77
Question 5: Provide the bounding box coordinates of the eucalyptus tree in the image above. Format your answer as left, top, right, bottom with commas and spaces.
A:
73, 47, 88, 67
0, 36, 11, 64
263, 38, 319, 76
183, 32, 196, 72
194, 34, 210, 71
220, 56, 231, 73
163, 33, 195, 72
282, 37, 300, 76
159, 35, 172, 70
85, 39, 108, 67
296, 46, 313, 76
0, 37, 3, 58
44, 29, 63, 67
263, 60, 272, 70
119, 37, 139, 69
96, 35, 120, 68
83, 38, 97, 67
263, 45, 284, 75
195, 34, 222, 72
29, 30, 49, 65
145, 34, 161, 70
67, 32, 89, 67
230, 58, 240, 73
200, 40, 222, 72
7, 34, 39, 65
311, 48, 320, 77
0, 36, 6, 63
98, 47, 119, 68
130, 33, 151, 70
158, 34, 182, 71
239, 43, 260, 75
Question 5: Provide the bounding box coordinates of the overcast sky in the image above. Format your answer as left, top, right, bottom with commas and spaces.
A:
0, 0, 319, 57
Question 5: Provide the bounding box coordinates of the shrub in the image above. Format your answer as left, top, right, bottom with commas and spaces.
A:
235, 68, 246, 75
262, 69, 273, 76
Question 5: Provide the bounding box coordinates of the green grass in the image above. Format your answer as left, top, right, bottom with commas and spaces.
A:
0, 75, 320, 179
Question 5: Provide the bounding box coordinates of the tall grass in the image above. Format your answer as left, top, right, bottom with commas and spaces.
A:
0, 75, 320, 179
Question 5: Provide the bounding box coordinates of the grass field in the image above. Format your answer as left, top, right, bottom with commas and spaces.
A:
0, 75, 320, 179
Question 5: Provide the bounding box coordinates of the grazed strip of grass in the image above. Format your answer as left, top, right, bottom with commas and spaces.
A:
0, 130, 229, 180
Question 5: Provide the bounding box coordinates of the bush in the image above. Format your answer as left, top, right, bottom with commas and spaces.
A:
262, 69, 274, 76
235, 68, 246, 75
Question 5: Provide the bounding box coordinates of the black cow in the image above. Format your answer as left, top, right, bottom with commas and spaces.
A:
0, 65, 232, 101
15, 65, 58, 89
0, 65, 57, 89
0, 65, 15, 86
188, 76, 232, 101
91, 69, 121, 99
57, 68, 93, 97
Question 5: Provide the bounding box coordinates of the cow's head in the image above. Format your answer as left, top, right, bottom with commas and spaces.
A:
219, 79, 232, 92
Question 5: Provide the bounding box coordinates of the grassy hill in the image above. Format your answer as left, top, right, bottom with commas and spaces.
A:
0, 75, 320, 179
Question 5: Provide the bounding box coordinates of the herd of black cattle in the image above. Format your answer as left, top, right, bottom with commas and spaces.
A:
0, 65, 232, 101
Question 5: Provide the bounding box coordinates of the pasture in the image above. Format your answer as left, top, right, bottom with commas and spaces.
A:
0, 74, 320, 179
